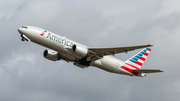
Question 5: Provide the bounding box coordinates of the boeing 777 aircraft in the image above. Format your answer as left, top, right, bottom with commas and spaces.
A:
18, 26, 163, 77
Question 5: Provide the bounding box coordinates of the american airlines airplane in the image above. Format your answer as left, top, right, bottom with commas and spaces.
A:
18, 26, 163, 77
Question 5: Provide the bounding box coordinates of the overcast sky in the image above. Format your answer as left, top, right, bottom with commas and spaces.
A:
0, 0, 180, 101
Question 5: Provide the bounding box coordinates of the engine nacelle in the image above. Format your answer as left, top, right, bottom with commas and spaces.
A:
72, 44, 88, 58
137, 73, 146, 77
43, 50, 60, 61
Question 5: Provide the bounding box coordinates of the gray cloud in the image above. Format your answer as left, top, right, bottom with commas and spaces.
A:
0, 0, 180, 101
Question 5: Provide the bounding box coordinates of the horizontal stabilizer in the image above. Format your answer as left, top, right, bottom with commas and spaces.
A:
132, 69, 163, 73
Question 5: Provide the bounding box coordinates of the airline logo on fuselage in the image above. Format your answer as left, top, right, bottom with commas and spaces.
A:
40, 30, 74, 47
40, 30, 47, 36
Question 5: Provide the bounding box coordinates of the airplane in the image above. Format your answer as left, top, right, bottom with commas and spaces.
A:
18, 26, 163, 77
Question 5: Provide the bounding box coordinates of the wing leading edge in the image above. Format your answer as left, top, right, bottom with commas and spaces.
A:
88, 44, 153, 61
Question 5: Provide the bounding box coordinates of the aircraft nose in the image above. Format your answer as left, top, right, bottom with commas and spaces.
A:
18, 26, 28, 34
18, 28, 22, 33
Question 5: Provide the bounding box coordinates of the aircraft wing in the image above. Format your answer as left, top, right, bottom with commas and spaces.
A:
132, 69, 163, 73
88, 44, 153, 61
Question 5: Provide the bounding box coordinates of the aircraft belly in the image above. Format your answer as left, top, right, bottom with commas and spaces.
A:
91, 58, 126, 74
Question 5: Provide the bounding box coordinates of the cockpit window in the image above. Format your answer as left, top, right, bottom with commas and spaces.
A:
22, 26, 28, 29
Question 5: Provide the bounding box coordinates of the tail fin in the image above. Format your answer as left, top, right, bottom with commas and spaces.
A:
124, 47, 151, 70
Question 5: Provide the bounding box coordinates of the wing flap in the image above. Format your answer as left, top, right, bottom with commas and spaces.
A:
132, 69, 163, 73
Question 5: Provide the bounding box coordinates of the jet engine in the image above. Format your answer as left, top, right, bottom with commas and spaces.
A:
72, 44, 88, 58
43, 50, 60, 61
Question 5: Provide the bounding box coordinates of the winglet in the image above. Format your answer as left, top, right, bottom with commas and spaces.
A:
148, 44, 153, 47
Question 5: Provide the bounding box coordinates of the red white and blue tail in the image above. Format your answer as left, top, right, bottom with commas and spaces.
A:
124, 47, 151, 70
